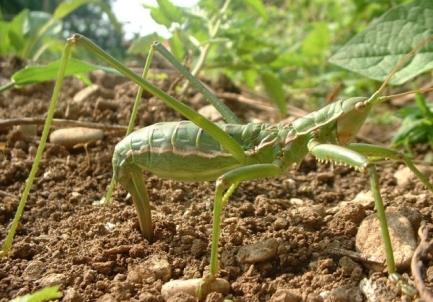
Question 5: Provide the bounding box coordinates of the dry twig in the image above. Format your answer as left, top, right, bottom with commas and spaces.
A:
0, 118, 127, 132
411, 223, 433, 302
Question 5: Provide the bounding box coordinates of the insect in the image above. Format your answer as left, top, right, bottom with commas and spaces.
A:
2, 33, 433, 299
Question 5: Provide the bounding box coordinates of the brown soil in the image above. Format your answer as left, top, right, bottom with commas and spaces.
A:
1, 68, 433, 302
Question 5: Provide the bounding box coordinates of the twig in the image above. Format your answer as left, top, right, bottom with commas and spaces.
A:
411, 223, 433, 302
0, 190, 15, 198
0, 118, 127, 132
326, 247, 383, 266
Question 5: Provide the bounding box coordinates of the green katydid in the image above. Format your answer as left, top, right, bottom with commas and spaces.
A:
2, 32, 433, 299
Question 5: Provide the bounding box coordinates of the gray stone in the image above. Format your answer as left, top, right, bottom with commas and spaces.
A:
237, 238, 278, 264
356, 208, 416, 270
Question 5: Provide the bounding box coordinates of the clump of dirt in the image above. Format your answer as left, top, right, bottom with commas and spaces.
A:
0, 68, 432, 302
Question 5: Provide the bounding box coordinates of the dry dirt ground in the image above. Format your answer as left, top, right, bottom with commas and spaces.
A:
0, 61, 433, 301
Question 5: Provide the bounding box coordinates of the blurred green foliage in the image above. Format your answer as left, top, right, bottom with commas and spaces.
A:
393, 94, 433, 148
0, 0, 123, 61
133, 0, 412, 112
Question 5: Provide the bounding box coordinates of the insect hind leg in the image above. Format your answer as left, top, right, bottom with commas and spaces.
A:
117, 166, 153, 242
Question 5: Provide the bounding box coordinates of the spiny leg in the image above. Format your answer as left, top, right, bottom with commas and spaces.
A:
348, 143, 433, 192
308, 140, 396, 275
117, 166, 153, 242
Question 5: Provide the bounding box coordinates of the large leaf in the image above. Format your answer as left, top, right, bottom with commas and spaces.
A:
329, 0, 433, 85
11, 59, 115, 86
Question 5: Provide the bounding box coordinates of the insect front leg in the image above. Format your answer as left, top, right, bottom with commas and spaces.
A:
307, 141, 396, 275
348, 143, 433, 193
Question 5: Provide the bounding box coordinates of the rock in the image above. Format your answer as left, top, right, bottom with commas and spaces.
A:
356, 208, 416, 270
198, 105, 223, 122
393, 165, 433, 187
128, 256, 172, 284
23, 260, 45, 280
50, 127, 103, 148
352, 191, 374, 208
73, 84, 99, 103
237, 238, 278, 264
320, 286, 362, 302
38, 273, 66, 287
148, 256, 172, 282
359, 277, 398, 302
63, 287, 83, 302
270, 289, 301, 302
161, 278, 230, 300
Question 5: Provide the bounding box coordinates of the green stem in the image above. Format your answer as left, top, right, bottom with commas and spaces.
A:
180, 0, 231, 93
1, 41, 73, 257
154, 43, 240, 124
0, 81, 15, 93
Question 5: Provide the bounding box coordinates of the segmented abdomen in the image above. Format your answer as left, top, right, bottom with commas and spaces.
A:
113, 121, 276, 181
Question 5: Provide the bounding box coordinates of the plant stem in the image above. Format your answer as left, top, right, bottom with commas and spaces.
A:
0, 82, 15, 93
181, 0, 231, 93
1, 40, 73, 257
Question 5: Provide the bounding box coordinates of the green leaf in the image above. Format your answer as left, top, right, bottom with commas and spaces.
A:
150, 0, 183, 27
53, 0, 121, 31
301, 22, 329, 59
245, 0, 268, 20
169, 30, 185, 60
11, 285, 62, 302
128, 33, 163, 56
11, 58, 114, 86
330, 0, 433, 85
156, 0, 183, 24
260, 71, 287, 115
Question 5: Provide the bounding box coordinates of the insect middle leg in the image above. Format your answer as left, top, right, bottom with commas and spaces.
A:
207, 162, 283, 279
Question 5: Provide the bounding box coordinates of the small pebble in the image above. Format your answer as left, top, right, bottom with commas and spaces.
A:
393, 165, 432, 187
50, 127, 103, 148
63, 287, 83, 302
23, 260, 45, 280
38, 273, 66, 287
356, 208, 416, 270
198, 105, 223, 122
161, 278, 229, 300
237, 238, 278, 264
73, 84, 99, 103
270, 289, 301, 302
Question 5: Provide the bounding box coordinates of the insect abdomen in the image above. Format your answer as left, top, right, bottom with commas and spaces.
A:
114, 121, 244, 181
